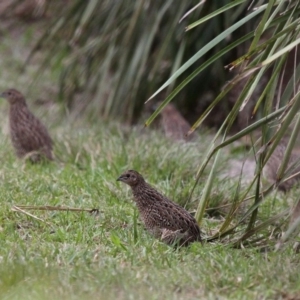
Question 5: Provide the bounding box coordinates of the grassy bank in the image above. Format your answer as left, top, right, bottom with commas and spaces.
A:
0, 117, 297, 299
0, 18, 299, 300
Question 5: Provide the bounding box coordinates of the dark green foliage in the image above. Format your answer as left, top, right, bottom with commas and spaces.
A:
29, 0, 252, 122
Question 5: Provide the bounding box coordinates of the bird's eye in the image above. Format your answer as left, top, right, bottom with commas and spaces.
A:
7, 92, 11, 95
126, 174, 130, 178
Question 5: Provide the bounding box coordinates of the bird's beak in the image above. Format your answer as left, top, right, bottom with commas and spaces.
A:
0, 92, 5, 98
116, 176, 122, 182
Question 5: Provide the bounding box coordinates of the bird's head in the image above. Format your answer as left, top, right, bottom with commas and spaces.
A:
117, 170, 145, 187
1, 89, 26, 105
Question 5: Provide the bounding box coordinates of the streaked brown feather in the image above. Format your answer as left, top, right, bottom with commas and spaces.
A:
1, 88, 53, 162
117, 170, 202, 246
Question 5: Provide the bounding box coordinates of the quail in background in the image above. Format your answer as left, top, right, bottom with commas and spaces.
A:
1, 88, 53, 162
160, 103, 197, 142
264, 139, 300, 192
117, 170, 202, 246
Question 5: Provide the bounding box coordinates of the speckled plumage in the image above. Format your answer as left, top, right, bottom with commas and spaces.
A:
1, 88, 53, 162
117, 170, 201, 246
160, 103, 197, 142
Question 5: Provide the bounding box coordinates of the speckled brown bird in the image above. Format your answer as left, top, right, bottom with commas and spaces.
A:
160, 103, 197, 142
14, 0, 47, 20
264, 140, 300, 192
1, 88, 53, 162
117, 170, 202, 246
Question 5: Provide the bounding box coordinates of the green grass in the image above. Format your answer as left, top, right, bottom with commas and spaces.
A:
1, 19, 300, 300
0, 116, 298, 300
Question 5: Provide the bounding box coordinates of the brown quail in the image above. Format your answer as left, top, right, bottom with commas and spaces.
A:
14, 0, 47, 20
1, 88, 53, 162
264, 140, 300, 192
160, 103, 197, 142
117, 170, 202, 246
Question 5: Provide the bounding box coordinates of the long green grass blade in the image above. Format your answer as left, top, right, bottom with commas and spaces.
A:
262, 37, 300, 66
147, 5, 266, 101
186, 0, 247, 31
144, 31, 254, 126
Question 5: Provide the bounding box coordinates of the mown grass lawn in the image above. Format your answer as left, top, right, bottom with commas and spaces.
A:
1, 20, 300, 300
0, 116, 299, 300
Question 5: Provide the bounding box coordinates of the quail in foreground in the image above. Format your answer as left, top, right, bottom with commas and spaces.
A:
117, 170, 202, 246
264, 139, 300, 192
1, 88, 53, 162
160, 103, 197, 142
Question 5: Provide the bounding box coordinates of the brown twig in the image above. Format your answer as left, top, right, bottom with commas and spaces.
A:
12, 205, 52, 226
12, 205, 100, 214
